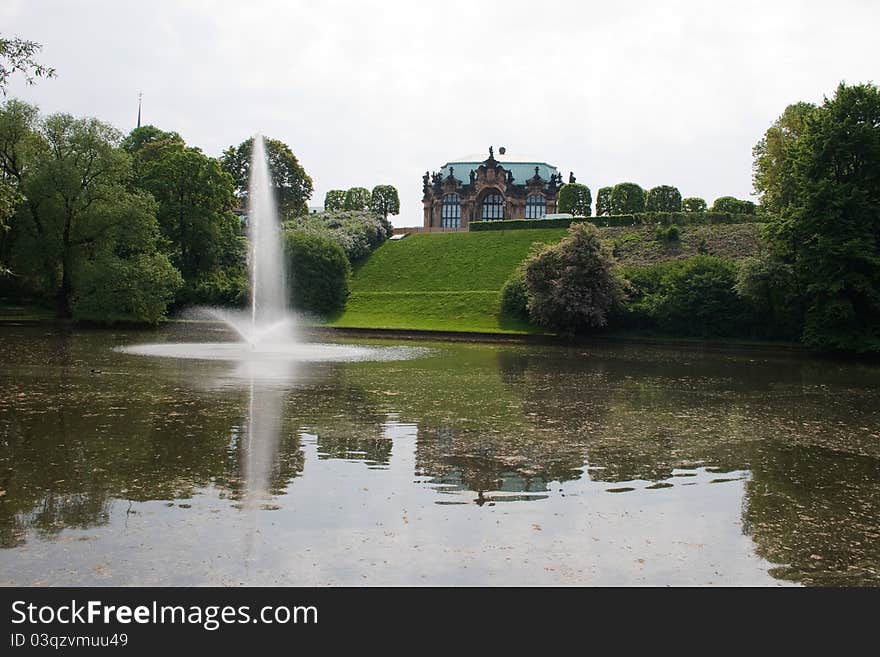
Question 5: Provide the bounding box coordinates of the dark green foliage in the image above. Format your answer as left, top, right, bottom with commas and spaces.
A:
220, 137, 313, 217
682, 197, 708, 213
324, 189, 345, 211
610, 182, 646, 214
370, 185, 400, 219
283, 229, 350, 314
523, 222, 622, 334
763, 82, 880, 351
712, 196, 756, 214
735, 253, 802, 339
656, 224, 679, 242
624, 256, 747, 337
343, 187, 371, 211
120, 125, 183, 157
500, 267, 529, 320
469, 212, 759, 232
645, 185, 682, 212
596, 187, 613, 216
557, 183, 592, 216
134, 140, 245, 305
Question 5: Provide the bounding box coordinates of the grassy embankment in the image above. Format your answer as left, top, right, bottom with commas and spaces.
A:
327, 223, 762, 334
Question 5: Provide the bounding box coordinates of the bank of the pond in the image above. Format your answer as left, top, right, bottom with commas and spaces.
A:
327, 224, 761, 334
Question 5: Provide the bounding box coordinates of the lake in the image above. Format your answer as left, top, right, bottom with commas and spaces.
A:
1, 324, 878, 586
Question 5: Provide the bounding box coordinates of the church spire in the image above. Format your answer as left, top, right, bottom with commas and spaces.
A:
137, 92, 142, 129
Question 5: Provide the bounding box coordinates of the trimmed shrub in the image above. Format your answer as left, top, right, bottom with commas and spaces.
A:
682, 197, 708, 213
610, 182, 646, 214
596, 186, 613, 216
343, 187, 371, 211
557, 183, 592, 216
712, 196, 756, 214
283, 229, 351, 314
523, 222, 623, 334
469, 212, 760, 232
645, 185, 682, 212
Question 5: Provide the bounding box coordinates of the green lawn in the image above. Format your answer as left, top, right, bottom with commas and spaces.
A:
327, 223, 763, 335
328, 229, 567, 333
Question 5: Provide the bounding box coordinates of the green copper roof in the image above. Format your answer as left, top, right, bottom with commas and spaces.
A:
440, 151, 558, 185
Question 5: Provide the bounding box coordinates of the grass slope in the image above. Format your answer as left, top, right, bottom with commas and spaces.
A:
327, 224, 761, 333
330, 229, 566, 333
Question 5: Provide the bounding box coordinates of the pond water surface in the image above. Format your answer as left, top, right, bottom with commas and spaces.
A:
1, 324, 878, 586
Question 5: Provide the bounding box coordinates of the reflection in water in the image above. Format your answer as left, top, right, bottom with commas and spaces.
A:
0, 325, 879, 585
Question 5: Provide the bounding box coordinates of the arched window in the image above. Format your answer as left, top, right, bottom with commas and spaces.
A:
481, 193, 504, 220
525, 194, 546, 219
441, 194, 460, 228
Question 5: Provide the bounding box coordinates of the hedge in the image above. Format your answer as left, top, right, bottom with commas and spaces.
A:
468, 212, 763, 232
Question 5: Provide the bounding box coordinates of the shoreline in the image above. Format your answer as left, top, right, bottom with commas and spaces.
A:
0, 311, 810, 353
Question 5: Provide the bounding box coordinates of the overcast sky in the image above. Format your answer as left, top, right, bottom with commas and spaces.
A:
3, 0, 878, 225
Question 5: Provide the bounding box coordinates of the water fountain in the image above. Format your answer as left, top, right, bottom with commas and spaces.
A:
120, 134, 425, 366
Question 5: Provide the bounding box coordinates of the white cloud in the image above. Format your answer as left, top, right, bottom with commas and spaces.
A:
4, 0, 879, 224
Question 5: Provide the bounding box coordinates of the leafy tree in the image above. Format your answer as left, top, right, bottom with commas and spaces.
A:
595, 186, 613, 216
370, 184, 400, 219
752, 102, 815, 215
711, 196, 756, 214
10, 112, 179, 319
324, 189, 345, 211
283, 228, 350, 314
120, 125, 183, 161
0, 99, 41, 273
610, 182, 645, 214
766, 82, 880, 351
682, 197, 708, 213
645, 185, 682, 212
0, 36, 55, 95
135, 139, 245, 305
343, 187, 371, 211
557, 183, 592, 216
523, 222, 622, 334
220, 136, 313, 217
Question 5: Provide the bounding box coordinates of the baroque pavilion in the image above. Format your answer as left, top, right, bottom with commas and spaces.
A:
422, 147, 573, 229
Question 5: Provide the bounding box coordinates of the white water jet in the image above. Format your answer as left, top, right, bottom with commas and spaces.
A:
246, 135, 288, 343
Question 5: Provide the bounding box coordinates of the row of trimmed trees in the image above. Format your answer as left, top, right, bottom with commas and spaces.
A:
323, 186, 400, 218
557, 181, 756, 216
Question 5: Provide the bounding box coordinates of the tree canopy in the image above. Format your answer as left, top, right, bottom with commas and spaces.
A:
753, 102, 815, 215
645, 185, 682, 212
557, 183, 592, 216
220, 136, 313, 217
595, 186, 613, 216
324, 189, 345, 211
370, 185, 400, 219
609, 182, 646, 214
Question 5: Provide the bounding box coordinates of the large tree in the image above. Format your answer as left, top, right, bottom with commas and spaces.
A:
134, 138, 245, 305
0, 99, 41, 273
766, 82, 880, 351
0, 36, 55, 95
220, 136, 313, 217
10, 112, 179, 319
752, 102, 815, 215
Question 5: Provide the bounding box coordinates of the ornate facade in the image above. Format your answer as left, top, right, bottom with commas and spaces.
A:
422, 147, 572, 229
